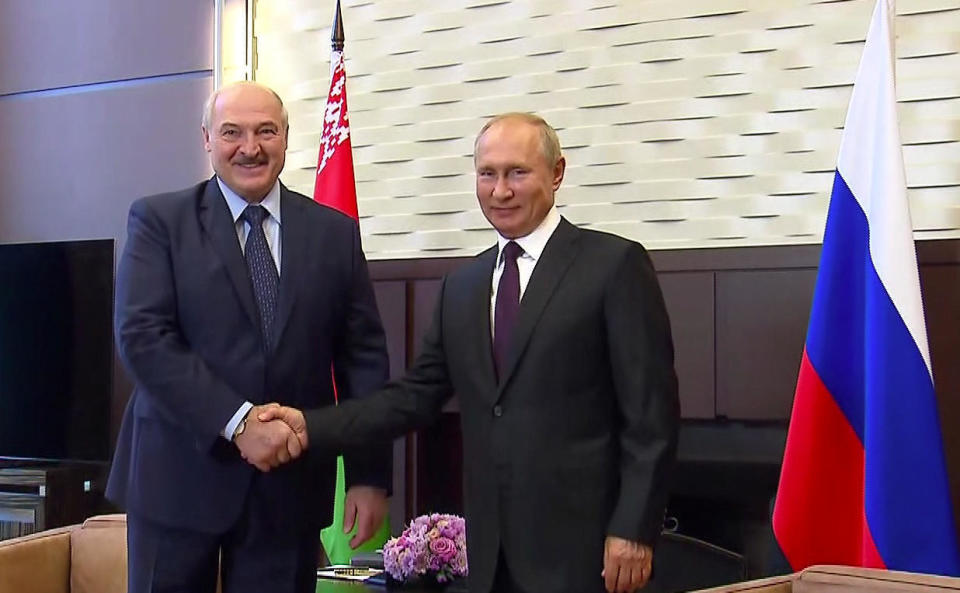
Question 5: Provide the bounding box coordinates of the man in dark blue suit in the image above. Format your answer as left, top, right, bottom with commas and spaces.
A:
106, 82, 391, 593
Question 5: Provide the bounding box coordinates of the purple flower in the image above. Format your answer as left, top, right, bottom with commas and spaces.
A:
429, 536, 457, 562
383, 513, 469, 582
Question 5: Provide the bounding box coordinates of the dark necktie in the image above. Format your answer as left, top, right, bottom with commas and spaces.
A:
494, 241, 523, 382
241, 205, 279, 349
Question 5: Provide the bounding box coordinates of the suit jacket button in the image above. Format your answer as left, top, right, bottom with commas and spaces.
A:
492, 405, 503, 417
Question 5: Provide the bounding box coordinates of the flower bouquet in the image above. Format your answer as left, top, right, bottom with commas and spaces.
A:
383, 513, 468, 586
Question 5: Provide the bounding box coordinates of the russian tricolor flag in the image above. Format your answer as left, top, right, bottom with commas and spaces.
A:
772, 0, 960, 576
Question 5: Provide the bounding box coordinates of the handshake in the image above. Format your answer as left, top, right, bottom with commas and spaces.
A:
233, 404, 309, 472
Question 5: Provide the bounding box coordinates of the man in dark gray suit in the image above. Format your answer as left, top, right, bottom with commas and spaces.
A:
261, 112, 680, 593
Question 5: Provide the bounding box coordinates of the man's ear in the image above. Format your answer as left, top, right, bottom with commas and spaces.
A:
202, 126, 212, 153
552, 156, 566, 191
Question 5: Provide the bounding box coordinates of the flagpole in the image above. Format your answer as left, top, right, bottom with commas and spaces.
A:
330, 0, 344, 80
332, 0, 344, 52
316, 0, 391, 564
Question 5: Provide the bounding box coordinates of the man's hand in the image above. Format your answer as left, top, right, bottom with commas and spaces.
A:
343, 485, 388, 549
602, 536, 653, 593
257, 405, 309, 451
235, 404, 301, 472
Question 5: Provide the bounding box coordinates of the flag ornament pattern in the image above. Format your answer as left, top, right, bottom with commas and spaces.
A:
772, 0, 960, 577
313, 50, 358, 220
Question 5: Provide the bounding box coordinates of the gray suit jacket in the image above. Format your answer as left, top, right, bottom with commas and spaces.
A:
304, 218, 679, 593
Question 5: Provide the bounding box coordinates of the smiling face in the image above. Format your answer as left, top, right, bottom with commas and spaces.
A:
474, 117, 565, 239
202, 83, 288, 203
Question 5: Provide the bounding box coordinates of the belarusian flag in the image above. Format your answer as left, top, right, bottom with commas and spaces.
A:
313, 2, 391, 565
313, 46, 357, 219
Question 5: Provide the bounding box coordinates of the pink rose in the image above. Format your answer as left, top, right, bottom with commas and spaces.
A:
429, 536, 457, 562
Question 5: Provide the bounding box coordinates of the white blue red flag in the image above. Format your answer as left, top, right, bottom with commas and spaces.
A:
772, 0, 960, 576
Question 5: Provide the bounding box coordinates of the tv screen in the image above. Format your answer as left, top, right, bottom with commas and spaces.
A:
0, 239, 114, 463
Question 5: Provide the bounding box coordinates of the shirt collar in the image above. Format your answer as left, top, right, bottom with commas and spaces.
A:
217, 177, 282, 226
496, 205, 562, 265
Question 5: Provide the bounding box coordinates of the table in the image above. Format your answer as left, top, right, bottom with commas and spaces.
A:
316, 577, 468, 592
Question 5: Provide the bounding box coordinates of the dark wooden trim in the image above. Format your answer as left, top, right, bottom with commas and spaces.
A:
368, 257, 466, 280
369, 239, 960, 280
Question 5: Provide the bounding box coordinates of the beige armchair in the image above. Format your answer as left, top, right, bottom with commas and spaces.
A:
0, 514, 126, 593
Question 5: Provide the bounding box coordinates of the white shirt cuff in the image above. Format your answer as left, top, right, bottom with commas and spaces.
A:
223, 401, 254, 441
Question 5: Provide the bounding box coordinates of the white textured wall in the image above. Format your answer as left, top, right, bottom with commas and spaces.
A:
254, 0, 960, 259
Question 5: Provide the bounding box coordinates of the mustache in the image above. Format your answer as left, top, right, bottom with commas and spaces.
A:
233, 157, 267, 166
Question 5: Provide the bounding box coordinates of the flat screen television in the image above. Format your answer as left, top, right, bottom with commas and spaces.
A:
0, 239, 114, 463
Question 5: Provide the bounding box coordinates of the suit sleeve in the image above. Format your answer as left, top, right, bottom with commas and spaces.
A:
603, 243, 680, 545
115, 198, 246, 445
307, 276, 455, 451
333, 223, 393, 491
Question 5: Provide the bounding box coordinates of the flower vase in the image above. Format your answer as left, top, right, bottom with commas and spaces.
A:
387, 572, 447, 590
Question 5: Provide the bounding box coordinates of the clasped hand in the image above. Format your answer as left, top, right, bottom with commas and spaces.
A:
236, 405, 387, 550
234, 403, 308, 472
603, 536, 654, 592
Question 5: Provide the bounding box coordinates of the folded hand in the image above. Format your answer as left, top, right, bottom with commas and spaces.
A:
344, 485, 389, 549
602, 536, 653, 593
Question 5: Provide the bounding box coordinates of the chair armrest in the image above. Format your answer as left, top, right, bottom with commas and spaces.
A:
70, 514, 128, 593
0, 527, 73, 593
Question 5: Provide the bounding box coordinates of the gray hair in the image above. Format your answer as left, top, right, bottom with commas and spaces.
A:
474, 112, 562, 166
201, 81, 289, 131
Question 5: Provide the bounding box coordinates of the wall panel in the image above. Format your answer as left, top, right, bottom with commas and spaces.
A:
256, 0, 960, 259
0, 76, 212, 247
715, 269, 816, 420
0, 0, 213, 95
659, 272, 716, 419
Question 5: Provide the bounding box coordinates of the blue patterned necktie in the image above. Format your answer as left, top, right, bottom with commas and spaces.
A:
493, 241, 523, 382
241, 205, 279, 349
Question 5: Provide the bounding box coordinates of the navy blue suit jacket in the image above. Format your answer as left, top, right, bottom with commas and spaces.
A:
107, 178, 390, 535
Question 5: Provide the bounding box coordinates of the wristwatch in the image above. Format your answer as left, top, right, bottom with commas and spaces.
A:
232, 416, 248, 441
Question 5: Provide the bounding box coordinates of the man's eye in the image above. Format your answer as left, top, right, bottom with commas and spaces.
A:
222, 129, 239, 138
260, 128, 277, 136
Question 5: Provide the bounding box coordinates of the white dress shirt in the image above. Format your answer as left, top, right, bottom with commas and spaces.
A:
489, 205, 562, 337
216, 177, 283, 440
217, 177, 282, 271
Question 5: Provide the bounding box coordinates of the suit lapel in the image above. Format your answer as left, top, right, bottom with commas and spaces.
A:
469, 247, 499, 399
497, 219, 580, 397
272, 186, 306, 352
198, 178, 260, 331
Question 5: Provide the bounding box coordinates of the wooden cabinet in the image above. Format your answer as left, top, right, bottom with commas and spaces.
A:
0, 463, 106, 540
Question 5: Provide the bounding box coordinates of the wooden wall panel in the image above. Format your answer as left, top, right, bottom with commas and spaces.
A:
365, 240, 960, 536
371, 280, 408, 533
411, 280, 442, 359
659, 272, 716, 419
715, 269, 816, 419
372, 280, 407, 379
921, 263, 960, 521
